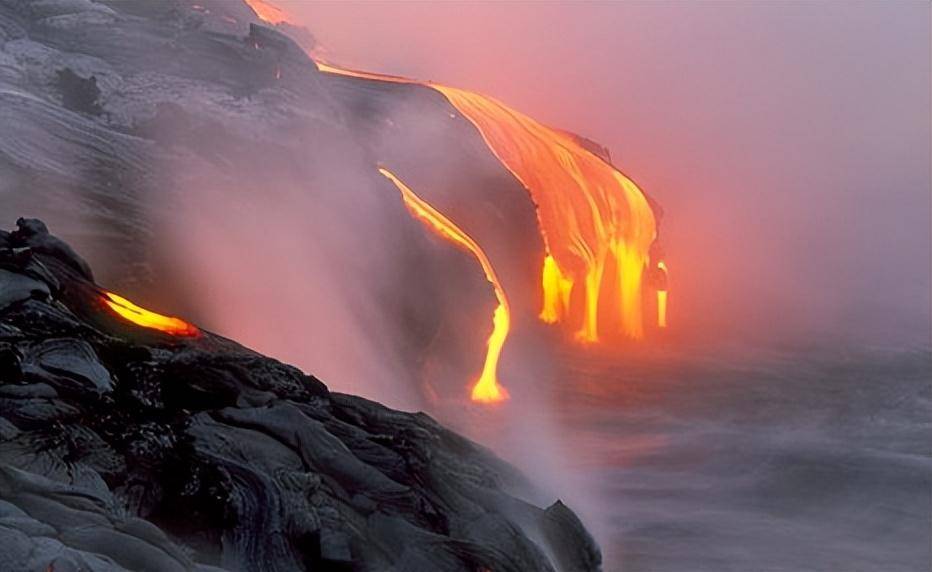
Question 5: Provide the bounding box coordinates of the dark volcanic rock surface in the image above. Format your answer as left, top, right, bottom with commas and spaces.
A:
0, 219, 601, 571
0, 0, 523, 409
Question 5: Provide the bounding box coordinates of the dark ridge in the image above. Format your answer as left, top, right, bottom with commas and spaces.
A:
0, 218, 601, 571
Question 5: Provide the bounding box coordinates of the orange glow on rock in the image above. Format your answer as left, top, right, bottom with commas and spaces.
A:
379, 168, 509, 404
243, 0, 289, 25
103, 292, 200, 337
317, 62, 659, 343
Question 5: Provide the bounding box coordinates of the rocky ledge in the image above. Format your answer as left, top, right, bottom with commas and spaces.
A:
0, 219, 600, 572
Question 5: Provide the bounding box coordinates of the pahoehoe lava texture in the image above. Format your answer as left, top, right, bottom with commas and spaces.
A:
0, 218, 601, 571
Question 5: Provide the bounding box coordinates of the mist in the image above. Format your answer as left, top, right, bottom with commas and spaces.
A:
155, 166, 423, 409
1, 2, 928, 568
286, 0, 932, 348
266, 4, 932, 565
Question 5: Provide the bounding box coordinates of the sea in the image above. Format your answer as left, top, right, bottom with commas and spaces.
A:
550, 341, 931, 571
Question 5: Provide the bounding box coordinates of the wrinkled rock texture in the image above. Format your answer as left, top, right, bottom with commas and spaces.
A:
0, 218, 601, 571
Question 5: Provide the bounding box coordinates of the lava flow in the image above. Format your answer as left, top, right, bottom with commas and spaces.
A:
242, 0, 289, 24
103, 292, 200, 337
657, 291, 668, 329
430, 85, 658, 342
379, 168, 510, 403
313, 61, 660, 342
247, 2, 666, 401
656, 261, 669, 329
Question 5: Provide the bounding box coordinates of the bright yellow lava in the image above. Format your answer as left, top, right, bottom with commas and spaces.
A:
379, 168, 510, 403
243, 0, 290, 25
656, 261, 668, 329
235, 1, 668, 407
316, 62, 658, 342
103, 292, 200, 337
657, 291, 668, 329
540, 254, 573, 324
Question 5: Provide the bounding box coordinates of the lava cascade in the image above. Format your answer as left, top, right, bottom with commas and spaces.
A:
428, 85, 658, 341
244, 1, 666, 402
312, 62, 659, 342
379, 168, 510, 403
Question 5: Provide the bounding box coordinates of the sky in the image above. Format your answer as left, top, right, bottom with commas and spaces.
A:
280, 0, 931, 346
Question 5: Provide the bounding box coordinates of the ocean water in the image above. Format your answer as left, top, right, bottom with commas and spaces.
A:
553, 342, 931, 572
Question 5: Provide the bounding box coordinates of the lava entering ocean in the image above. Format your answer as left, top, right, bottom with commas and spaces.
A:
103, 292, 200, 337
427, 85, 659, 342
245, 0, 667, 401
656, 261, 669, 329
379, 168, 510, 403
312, 61, 662, 342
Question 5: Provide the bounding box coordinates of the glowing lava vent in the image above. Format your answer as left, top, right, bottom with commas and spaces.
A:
379, 168, 510, 403
103, 292, 200, 337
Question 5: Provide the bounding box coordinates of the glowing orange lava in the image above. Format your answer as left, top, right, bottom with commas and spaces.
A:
316, 62, 659, 342
656, 261, 668, 328
103, 292, 200, 337
540, 254, 573, 324
379, 168, 509, 403
657, 291, 668, 329
243, 0, 289, 24
432, 86, 657, 342
246, 5, 667, 405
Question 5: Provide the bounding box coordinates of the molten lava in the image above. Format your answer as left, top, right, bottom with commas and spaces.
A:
315, 62, 659, 342
432, 86, 658, 342
657, 291, 668, 329
540, 254, 573, 324
245, 3, 667, 403
103, 292, 200, 337
656, 261, 669, 329
243, 0, 289, 24
379, 168, 510, 403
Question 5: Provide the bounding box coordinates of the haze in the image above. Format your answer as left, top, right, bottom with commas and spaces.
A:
284, 0, 931, 347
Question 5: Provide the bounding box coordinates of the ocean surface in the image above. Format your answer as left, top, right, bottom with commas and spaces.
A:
550, 342, 931, 571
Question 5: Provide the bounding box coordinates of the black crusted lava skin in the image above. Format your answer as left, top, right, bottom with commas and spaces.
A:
0, 218, 601, 571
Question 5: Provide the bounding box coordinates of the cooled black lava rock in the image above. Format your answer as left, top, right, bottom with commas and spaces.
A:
0, 219, 601, 571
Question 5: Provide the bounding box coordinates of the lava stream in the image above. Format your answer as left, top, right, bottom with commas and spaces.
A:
431, 85, 658, 341
315, 62, 659, 342
379, 168, 510, 403
657, 291, 668, 329
656, 261, 669, 328
103, 292, 200, 336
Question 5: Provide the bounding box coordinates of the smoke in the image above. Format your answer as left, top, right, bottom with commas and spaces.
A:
141, 100, 440, 410
2, 2, 927, 566
155, 176, 419, 409
266, 1, 931, 562
282, 0, 932, 348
